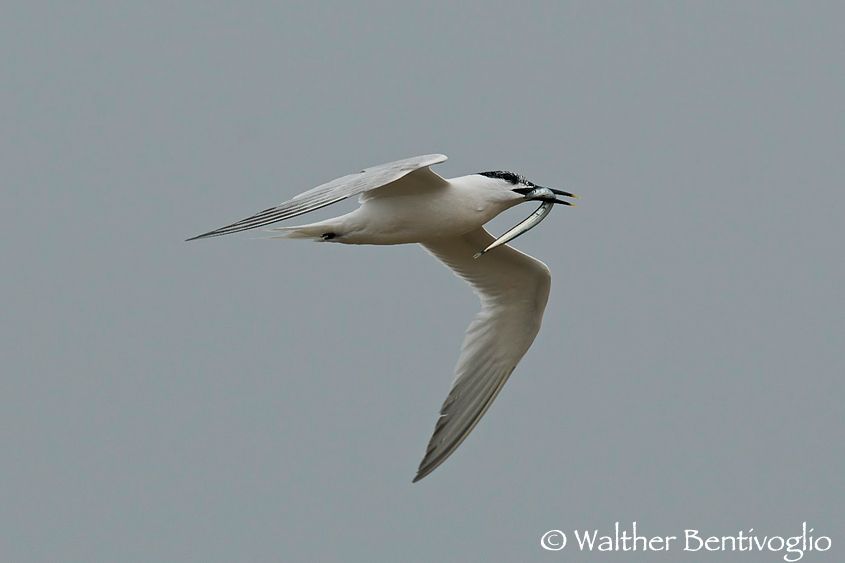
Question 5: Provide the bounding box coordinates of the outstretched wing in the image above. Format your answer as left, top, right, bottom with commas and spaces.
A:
414, 229, 551, 482
187, 154, 447, 240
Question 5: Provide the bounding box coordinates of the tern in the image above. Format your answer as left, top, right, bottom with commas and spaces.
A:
187, 154, 576, 482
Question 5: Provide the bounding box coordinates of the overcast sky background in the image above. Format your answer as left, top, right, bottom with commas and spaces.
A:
2, 2, 843, 562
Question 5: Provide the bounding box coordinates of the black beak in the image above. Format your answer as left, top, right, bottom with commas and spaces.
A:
549, 187, 577, 199
543, 187, 578, 205
514, 185, 578, 206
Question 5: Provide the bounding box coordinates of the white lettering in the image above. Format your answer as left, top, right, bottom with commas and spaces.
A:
684, 529, 703, 551
572, 530, 597, 551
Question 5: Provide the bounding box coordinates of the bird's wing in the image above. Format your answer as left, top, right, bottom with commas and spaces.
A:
187, 154, 448, 240
414, 229, 551, 482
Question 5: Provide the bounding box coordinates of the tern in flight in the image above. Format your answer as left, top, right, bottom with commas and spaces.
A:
188, 154, 576, 482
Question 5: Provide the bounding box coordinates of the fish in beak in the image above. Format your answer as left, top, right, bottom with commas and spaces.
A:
474, 187, 577, 259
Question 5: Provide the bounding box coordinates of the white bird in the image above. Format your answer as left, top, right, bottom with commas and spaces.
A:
187, 154, 576, 482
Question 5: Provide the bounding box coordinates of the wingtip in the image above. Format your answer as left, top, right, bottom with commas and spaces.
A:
412, 458, 441, 483
185, 229, 229, 241
411, 468, 430, 483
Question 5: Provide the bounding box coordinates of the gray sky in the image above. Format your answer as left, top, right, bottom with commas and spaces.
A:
2, 2, 843, 561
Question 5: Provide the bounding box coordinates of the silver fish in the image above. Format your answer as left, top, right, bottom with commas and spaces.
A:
474, 187, 556, 259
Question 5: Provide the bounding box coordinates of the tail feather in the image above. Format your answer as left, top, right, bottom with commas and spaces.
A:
267, 223, 334, 240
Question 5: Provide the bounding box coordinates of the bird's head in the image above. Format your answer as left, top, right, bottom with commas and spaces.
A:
477, 170, 577, 206
469, 170, 578, 259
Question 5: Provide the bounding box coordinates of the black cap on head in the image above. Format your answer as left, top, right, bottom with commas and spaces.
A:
477, 170, 533, 186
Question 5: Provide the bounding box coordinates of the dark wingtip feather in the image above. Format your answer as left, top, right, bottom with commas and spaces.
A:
185, 230, 226, 241
412, 468, 431, 483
